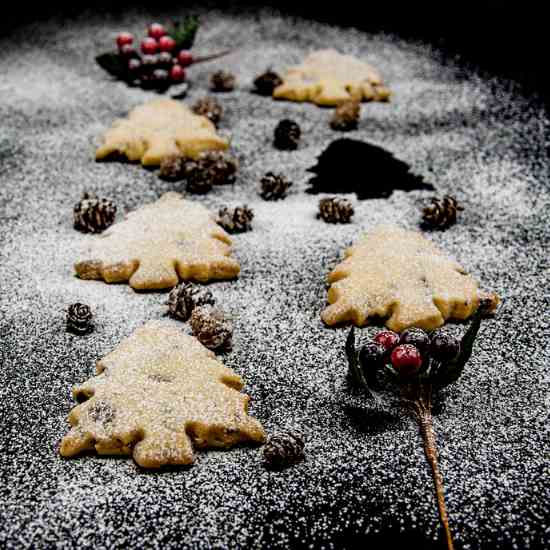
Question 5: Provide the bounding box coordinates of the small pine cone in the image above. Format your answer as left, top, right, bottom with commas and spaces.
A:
217, 205, 254, 234
159, 154, 186, 181
165, 282, 215, 321
330, 100, 361, 131
478, 291, 500, 316
273, 119, 301, 151
263, 431, 305, 469
318, 197, 354, 224
67, 303, 93, 335
184, 151, 239, 194
253, 69, 283, 96
259, 172, 292, 201
210, 70, 236, 92
422, 195, 463, 229
190, 306, 233, 351
192, 97, 223, 127
73, 193, 116, 233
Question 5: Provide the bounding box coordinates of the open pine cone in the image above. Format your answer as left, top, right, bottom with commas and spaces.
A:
318, 197, 354, 223
422, 196, 463, 229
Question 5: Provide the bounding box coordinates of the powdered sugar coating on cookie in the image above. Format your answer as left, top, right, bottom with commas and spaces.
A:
322, 225, 481, 331
60, 321, 266, 468
273, 49, 391, 106
75, 192, 240, 290
95, 98, 229, 166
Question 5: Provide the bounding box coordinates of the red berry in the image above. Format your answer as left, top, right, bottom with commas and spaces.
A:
391, 344, 423, 376
158, 36, 176, 52
141, 37, 158, 55
170, 64, 186, 82
148, 23, 166, 40
373, 330, 400, 354
116, 32, 133, 49
177, 50, 193, 67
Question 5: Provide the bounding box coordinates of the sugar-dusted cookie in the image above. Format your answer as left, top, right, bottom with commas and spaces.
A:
321, 225, 491, 332
75, 192, 239, 290
273, 49, 391, 106
60, 321, 266, 468
95, 98, 228, 166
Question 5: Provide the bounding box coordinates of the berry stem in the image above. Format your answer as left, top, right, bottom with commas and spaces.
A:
410, 384, 455, 550
192, 49, 232, 64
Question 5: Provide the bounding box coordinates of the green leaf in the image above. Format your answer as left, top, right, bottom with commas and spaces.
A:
96, 52, 131, 81
433, 308, 483, 387
346, 327, 362, 387
171, 15, 199, 51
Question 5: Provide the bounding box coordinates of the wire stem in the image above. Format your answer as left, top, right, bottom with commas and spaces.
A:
193, 49, 233, 64
411, 385, 455, 550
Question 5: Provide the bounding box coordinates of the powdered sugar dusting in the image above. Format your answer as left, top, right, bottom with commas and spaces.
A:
0, 6, 549, 549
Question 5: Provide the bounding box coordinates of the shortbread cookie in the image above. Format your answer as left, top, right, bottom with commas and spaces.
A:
60, 321, 266, 468
75, 192, 239, 290
273, 49, 391, 106
321, 225, 491, 332
95, 99, 229, 166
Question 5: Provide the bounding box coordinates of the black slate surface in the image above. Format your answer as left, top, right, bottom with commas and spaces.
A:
1, 6, 549, 549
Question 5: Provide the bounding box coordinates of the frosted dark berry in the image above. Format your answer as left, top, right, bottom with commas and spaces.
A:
153, 69, 168, 82
148, 23, 166, 40
127, 58, 142, 73
157, 51, 173, 66
158, 36, 176, 52
359, 341, 385, 371
177, 50, 194, 67
141, 54, 158, 67
430, 331, 461, 362
400, 327, 430, 355
116, 32, 133, 49
170, 64, 186, 81
391, 344, 423, 376
141, 37, 158, 55
119, 44, 135, 58
373, 330, 400, 355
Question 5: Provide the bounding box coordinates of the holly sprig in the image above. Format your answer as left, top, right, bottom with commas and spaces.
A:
345, 300, 496, 550
95, 16, 201, 88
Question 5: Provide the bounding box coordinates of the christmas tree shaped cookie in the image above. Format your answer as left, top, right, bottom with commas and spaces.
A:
273, 49, 391, 106
60, 321, 266, 468
75, 192, 240, 290
322, 225, 491, 332
95, 98, 228, 166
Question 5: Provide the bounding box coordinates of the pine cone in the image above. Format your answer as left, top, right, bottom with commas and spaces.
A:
478, 291, 501, 316
192, 97, 223, 127
73, 193, 116, 233
422, 196, 463, 229
318, 197, 354, 224
273, 119, 301, 150
330, 100, 360, 131
210, 70, 236, 92
159, 154, 186, 181
66, 303, 93, 335
263, 431, 305, 469
165, 282, 215, 321
253, 69, 283, 96
217, 205, 254, 234
190, 306, 232, 351
259, 172, 292, 201
184, 151, 239, 194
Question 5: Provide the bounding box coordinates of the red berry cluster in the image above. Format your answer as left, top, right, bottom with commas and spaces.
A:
115, 23, 194, 86
360, 327, 460, 378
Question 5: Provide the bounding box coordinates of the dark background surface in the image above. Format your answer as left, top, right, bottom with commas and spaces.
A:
1, 3, 548, 550
3, 1, 548, 110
